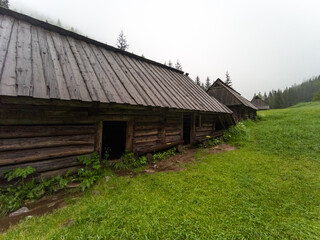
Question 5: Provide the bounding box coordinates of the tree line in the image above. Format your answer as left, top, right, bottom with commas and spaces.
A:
254, 75, 320, 109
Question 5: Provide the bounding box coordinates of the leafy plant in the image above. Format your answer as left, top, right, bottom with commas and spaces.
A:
77, 152, 102, 191
112, 151, 148, 170
199, 137, 221, 148
152, 147, 176, 162
3, 166, 35, 186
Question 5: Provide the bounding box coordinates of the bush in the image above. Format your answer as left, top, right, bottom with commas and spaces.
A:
223, 120, 254, 146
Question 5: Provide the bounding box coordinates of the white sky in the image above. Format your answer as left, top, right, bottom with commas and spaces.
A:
10, 0, 320, 99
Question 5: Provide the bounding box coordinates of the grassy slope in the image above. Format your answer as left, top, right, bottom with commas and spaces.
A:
2, 102, 320, 239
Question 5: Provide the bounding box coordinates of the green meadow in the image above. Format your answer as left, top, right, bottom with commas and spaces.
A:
2, 102, 320, 239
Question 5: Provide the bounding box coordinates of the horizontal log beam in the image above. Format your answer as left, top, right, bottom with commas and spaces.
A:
136, 140, 184, 155
0, 145, 94, 166
0, 125, 95, 139
0, 134, 94, 152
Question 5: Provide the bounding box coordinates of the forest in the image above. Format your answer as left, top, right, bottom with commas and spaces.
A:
254, 75, 320, 109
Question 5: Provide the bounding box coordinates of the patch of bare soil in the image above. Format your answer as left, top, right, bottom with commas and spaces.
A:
0, 190, 82, 233
116, 144, 236, 176
208, 144, 237, 154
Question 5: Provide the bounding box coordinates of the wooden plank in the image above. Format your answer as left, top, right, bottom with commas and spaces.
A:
0, 108, 89, 124
134, 129, 159, 137
70, 38, 108, 102
151, 65, 196, 110
37, 28, 60, 99
0, 15, 14, 76
134, 124, 161, 131
126, 120, 134, 152
102, 50, 145, 105
0, 134, 94, 152
166, 135, 181, 142
81, 42, 120, 103
133, 135, 159, 144
90, 46, 130, 104
30, 26, 48, 98
40, 166, 80, 179
0, 155, 86, 174
135, 60, 180, 108
0, 145, 94, 166
94, 121, 103, 155
124, 56, 164, 107
0, 125, 95, 138
136, 140, 183, 154
0, 19, 17, 96
16, 21, 32, 96
50, 32, 82, 100
112, 53, 155, 106
165, 130, 181, 136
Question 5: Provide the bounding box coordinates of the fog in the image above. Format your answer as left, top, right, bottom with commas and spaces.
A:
10, 0, 320, 99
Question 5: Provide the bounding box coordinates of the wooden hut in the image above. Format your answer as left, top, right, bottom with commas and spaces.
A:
207, 79, 257, 122
251, 96, 270, 110
0, 8, 234, 179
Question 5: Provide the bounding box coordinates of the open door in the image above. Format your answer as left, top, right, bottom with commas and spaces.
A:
183, 114, 191, 145
102, 121, 127, 159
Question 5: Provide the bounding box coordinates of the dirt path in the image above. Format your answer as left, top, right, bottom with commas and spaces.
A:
0, 144, 236, 232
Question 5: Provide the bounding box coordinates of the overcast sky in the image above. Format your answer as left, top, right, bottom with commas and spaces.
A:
10, 0, 320, 99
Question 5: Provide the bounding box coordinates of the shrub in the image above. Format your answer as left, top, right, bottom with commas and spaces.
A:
223, 120, 254, 146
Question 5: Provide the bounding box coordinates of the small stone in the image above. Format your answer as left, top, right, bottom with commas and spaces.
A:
26, 215, 33, 219
9, 207, 30, 217
92, 190, 100, 195
66, 182, 80, 188
105, 176, 111, 182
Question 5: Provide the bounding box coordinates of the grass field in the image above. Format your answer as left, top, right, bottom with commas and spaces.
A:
2, 102, 320, 239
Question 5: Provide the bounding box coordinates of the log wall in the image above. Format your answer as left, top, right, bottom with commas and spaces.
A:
0, 124, 95, 179
0, 98, 234, 182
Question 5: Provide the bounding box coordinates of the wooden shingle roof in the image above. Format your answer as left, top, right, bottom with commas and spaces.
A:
0, 8, 231, 114
251, 96, 270, 110
207, 79, 258, 110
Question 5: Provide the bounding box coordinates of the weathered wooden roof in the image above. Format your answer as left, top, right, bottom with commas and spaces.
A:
0, 8, 231, 114
251, 96, 270, 110
207, 79, 258, 110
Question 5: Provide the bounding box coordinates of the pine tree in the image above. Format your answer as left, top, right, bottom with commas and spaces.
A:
168, 60, 172, 67
201, 83, 205, 90
205, 76, 211, 91
175, 60, 182, 71
195, 76, 201, 87
116, 30, 129, 51
0, 0, 9, 8
225, 71, 232, 87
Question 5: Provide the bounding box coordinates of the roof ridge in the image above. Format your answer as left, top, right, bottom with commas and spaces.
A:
0, 7, 184, 75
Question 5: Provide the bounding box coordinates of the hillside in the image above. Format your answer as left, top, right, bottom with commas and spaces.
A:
2, 102, 320, 239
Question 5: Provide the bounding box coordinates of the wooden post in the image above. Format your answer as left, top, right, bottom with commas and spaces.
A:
126, 119, 134, 152
95, 121, 103, 156
160, 112, 166, 143
190, 112, 196, 144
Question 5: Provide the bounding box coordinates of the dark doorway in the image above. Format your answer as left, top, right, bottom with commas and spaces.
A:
183, 114, 191, 145
102, 121, 127, 160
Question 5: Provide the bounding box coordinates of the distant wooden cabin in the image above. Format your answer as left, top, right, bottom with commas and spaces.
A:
0, 8, 234, 180
207, 79, 257, 122
251, 96, 270, 110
